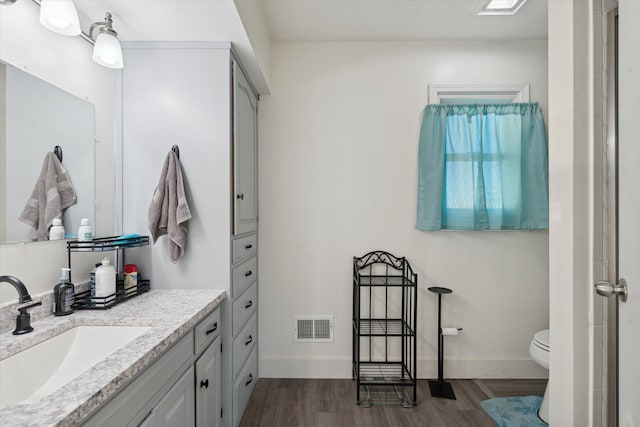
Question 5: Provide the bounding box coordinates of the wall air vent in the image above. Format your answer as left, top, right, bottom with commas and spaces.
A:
293, 315, 334, 342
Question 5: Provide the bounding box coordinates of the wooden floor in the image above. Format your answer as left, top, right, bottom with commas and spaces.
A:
239, 378, 546, 427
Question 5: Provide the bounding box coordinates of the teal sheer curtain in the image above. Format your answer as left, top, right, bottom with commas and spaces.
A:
416, 103, 548, 230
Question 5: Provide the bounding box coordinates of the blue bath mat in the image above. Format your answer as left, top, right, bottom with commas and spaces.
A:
481, 395, 548, 427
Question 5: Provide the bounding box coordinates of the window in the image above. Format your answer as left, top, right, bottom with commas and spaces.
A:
416, 86, 548, 231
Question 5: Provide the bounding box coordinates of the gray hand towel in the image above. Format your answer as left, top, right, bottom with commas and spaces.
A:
147, 151, 192, 263
19, 152, 77, 241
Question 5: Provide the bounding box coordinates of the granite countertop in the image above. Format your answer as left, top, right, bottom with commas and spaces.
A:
0, 289, 226, 427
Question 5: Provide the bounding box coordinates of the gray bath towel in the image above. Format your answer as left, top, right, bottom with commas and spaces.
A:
19, 152, 77, 241
148, 150, 192, 263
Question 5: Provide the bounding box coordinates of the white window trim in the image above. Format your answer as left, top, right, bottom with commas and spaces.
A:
428, 83, 530, 105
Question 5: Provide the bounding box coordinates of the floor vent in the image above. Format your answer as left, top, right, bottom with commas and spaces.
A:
293, 316, 334, 342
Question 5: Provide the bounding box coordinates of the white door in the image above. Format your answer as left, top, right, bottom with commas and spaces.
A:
617, 2, 640, 425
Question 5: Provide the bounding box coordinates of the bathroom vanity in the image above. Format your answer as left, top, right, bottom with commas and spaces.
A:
0, 289, 225, 426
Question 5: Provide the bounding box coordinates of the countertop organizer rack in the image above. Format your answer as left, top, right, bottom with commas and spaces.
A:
67, 235, 150, 310
352, 250, 417, 407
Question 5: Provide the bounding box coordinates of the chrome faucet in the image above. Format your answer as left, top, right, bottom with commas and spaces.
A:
0, 275, 43, 335
0, 275, 34, 303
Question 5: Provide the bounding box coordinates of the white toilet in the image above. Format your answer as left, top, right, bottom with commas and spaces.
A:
529, 329, 550, 424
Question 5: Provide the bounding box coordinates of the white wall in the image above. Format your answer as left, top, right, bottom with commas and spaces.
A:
0, 1, 116, 302
259, 40, 550, 379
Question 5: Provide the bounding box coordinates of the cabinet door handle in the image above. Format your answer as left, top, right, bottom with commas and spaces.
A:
200, 379, 209, 389
237, 193, 245, 200
245, 335, 253, 346
244, 270, 253, 277
245, 373, 253, 386
245, 244, 253, 250
245, 300, 253, 309
206, 322, 218, 335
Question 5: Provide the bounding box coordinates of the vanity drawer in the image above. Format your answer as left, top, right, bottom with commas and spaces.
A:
233, 283, 257, 336
194, 308, 220, 357
232, 234, 257, 264
233, 313, 257, 380
233, 347, 258, 424
232, 256, 257, 298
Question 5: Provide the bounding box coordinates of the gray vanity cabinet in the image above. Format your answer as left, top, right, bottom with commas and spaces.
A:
196, 337, 221, 427
81, 307, 222, 427
139, 366, 196, 427
233, 62, 258, 236
119, 41, 259, 427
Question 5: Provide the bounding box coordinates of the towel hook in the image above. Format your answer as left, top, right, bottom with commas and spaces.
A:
53, 146, 63, 163
171, 145, 180, 159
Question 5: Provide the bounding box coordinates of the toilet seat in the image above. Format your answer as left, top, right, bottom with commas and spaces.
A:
529, 329, 550, 370
533, 329, 549, 351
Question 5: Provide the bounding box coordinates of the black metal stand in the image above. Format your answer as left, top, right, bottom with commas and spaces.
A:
428, 286, 456, 400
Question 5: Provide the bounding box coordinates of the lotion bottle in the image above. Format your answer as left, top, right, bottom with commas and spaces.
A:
95, 257, 116, 305
49, 218, 65, 241
78, 218, 93, 242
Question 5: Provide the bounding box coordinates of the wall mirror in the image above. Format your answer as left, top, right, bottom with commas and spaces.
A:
0, 61, 95, 244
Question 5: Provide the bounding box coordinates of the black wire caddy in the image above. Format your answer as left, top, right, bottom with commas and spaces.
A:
352, 251, 417, 408
67, 235, 151, 310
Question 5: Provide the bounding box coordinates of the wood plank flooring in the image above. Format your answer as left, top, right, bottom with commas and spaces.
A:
239, 378, 546, 427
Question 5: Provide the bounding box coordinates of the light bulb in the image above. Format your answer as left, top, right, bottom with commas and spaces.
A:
39, 0, 81, 36
92, 31, 124, 69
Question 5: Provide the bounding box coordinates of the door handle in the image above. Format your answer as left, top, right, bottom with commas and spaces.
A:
245, 300, 253, 309
200, 379, 209, 389
245, 373, 253, 386
595, 279, 628, 302
245, 335, 253, 346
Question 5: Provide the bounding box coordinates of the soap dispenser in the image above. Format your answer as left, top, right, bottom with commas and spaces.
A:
53, 267, 75, 316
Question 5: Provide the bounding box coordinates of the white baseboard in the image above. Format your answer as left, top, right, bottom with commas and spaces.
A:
259, 356, 549, 379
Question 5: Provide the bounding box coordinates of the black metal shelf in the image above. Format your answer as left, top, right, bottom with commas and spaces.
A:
352, 250, 418, 407
354, 362, 415, 386
73, 279, 150, 310
67, 235, 150, 252
67, 235, 151, 310
353, 319, 415, 336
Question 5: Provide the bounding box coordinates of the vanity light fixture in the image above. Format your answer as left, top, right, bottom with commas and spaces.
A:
89, 12, 123, 69
39, 0, 81, 36
477, 0, 528, 15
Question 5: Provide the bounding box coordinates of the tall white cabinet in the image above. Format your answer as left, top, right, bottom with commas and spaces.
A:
119, 42, 258, 427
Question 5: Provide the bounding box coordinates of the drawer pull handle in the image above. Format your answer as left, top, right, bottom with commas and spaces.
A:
245, 335, 253, 346
245, 244, 253, 250
245, 300, 253, 309
200, 379, 209, 389
206, 322, 218, 335
245, 373, 253, 386
237, 193, 245, 200
244, 270, 253, 277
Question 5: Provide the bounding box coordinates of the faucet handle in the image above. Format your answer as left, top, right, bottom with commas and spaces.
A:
13, 301, 42, 335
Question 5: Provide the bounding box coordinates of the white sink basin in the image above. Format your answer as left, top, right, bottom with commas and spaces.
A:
0, 325, 150, 406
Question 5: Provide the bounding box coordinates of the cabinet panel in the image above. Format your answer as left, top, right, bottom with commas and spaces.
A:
232, 283, 257, 336
233, 348, 258, 425
233, 63, 258, 236
196, 337, 221, 427
233, 313, 258, 380
232, 233, 257, 264
232, 256, 257, 298
141, 366, 195, 427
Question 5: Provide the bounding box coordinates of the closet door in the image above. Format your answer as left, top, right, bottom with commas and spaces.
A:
233, 62, 258, 235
